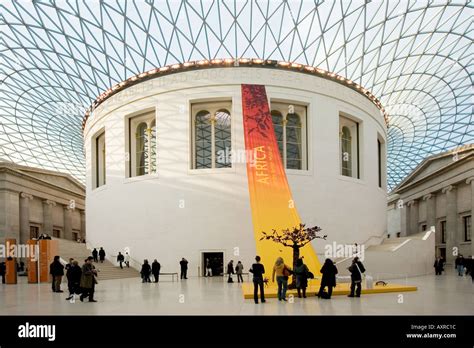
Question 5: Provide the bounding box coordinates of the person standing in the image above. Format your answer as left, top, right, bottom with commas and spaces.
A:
434, 256, 444, 275
347, 257, 365, 297
66, 260, 82, 301
117, 252, 124, 269
152, 259, 161, 283
249, 256, 265, 304
124, 252, 130, 268
455, 255, 464, 276
294, 258, 310, 298
318, 258, 338, 299
49, 256, 64, 293
80, 257, 97, 302
227, 260, 235, 283
272, 257, 291, 301
235, 261, 244, 283
92, 248, 98, 263
141, 259, 151, 283
180, 258, 188, 280
205, 258, 212, 277
99, 247, 106, 263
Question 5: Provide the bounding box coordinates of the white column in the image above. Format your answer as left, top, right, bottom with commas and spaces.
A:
442, 185, 457, 264
407, 200, 418, 235
423, 193, 436, 232
467, 178, 474, 257
19, 193, 33, 243
80, 210, 86, 242
63, 205, 73, 241
400, 199, 409, 237
42, 200, 56, 236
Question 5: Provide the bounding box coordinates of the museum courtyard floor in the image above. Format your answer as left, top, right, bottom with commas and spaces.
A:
1, 269, 472, 315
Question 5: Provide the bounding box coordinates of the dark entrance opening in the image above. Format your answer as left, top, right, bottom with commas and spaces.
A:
439, 247, 446, 260
202, 252, 224, 277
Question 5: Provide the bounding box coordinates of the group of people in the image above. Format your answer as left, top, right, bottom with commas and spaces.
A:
116, 252, 130, 269
49, 256, 98, 302
249, 255, 366, 304
433, 255, 474, 281
91, 247, 106, 263
225, 260, 244, 283
140, 259, 161, 283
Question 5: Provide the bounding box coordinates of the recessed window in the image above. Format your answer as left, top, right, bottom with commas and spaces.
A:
128, 112, 156, 177
192, 101, 232, 169
93, 131, 106, 188
340, 116, 359, 178
463, 215, 471, 242
270, 102, 307, 170
440, 220, 446, 243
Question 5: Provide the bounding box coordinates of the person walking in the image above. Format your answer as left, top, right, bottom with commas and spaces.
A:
117, 252, 124, 269
65, 260, 82, 301
434, 256, 444, 275
180, 258, 188, 280
294, 258, 309, 298
318, 258, 338, 299
249, 256, 265, 304
92, 248, 98, 263
272, 257, 292, 301
80, 257, 98, 302
227, 260, 235, 283
152, 259, 161, 283
124, 252, 130, 268
141, 259, 151, 283
347, 257, 365, 297
235, 261, 244, 283
99, 247, 106, 263
455, 255, 464, 276
205, 258, 212, 277
49, 256, 64, 293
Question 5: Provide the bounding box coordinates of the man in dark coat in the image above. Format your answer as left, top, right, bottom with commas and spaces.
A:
92, 248, 98, 263
180, 258, 188, 280
98, 247, 106, 263
80, 257, 97, 302
318, 258, 338, 299
65, 260, 82, 301
49, 256, 65, 293
227, 260, 235, 283
434, 256, 444, 275
141, 260, 151, 283
151, 259, 161, 283
347, 256, 365, 297
117, 252, 125, 269
249, 256, 265, 304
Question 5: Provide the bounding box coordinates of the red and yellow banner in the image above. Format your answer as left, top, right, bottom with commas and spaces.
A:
241, 84, 321, 275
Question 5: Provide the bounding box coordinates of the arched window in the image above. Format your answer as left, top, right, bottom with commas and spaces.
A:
129, 112, 157, 177
270, 102, 306, 170
192, 102, 232, 169
340, 115, 359, 178
341, 126, 352, 177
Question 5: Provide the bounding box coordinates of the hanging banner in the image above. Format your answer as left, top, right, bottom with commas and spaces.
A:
241, 84, 321, 275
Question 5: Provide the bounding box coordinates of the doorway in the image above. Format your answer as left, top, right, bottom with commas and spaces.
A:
202, 252, 224, 277
439, 247, 446, 260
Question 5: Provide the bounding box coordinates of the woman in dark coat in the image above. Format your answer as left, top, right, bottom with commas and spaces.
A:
151, 259, 160, 283
66, 260, 82, 300
98, 247, 106, 263
294, 258, 309, 298
141, 259, 151, 283
318, 258, 338, 299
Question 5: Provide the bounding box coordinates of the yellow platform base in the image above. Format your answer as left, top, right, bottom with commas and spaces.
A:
242, 280, 417, 299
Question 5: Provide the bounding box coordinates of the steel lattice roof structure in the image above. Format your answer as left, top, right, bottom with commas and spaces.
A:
0, 0, 472, 191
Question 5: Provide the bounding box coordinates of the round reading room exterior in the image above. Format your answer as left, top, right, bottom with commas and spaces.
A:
83, 60, 388, 276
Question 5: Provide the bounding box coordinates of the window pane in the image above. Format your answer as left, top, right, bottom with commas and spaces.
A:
150, 124, 156, 173
286, 113, 302, 169
136, 123, 148, 176
214, 109, 231, 168
341, 126, 352, 176
195, 111, 212, 169
271, 111, 284, 163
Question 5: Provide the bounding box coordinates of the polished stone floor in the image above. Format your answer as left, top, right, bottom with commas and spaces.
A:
1, 269, 472, 315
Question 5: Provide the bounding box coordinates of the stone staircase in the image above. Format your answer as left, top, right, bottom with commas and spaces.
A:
54, 238, 139, 280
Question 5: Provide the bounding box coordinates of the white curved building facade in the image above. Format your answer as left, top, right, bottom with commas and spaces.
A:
83, 65, 387, 276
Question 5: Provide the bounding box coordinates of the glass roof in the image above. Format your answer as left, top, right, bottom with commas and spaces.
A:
0, 0, 472, 191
